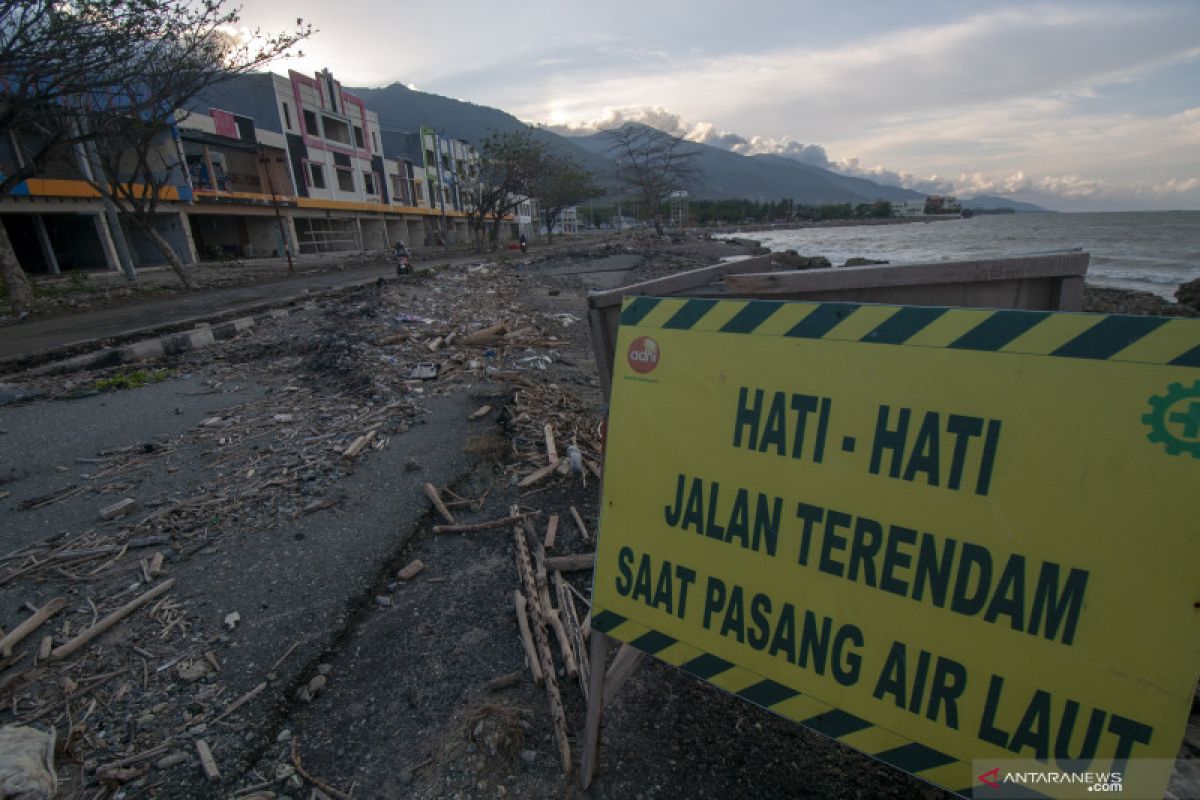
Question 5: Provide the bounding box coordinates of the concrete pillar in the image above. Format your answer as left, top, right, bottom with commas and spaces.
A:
176, 210, 198, 265
282, 215, 299, 259
32, 215, 60, 274
92, 212, 122, 272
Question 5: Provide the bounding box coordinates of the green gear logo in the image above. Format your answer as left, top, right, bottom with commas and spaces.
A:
1143, 379, 1200, 458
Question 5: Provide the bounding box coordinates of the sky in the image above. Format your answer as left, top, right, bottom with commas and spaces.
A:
239, 0, 1200, 211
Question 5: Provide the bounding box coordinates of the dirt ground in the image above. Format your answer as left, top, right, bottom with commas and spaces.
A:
0, 233, 1196, 799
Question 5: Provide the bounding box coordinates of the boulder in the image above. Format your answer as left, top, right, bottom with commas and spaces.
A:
1176, 277, 1200, 310
771, 250, 831, 270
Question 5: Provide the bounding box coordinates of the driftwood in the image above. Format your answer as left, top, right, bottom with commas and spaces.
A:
547, 608, 578, 678
195, 739, 220, 782
397, 560, 425, 580
544, 554, 593, 573
51, 580, 175, 660
512, 507, 572, 774
96, 745, 170, 777
469, 405, 492, 420
544, 514, 559, 550
569, 506, 591, 544
462, 322, 508, 344
544, 423, 558, 464
341, 430, 376, 459
291, 739, 351, 800
484, 670, 523, 692
432, 513, 533, 534
0, 597, 66, 657
421, 483, 455, 525
517, 461, 560, 489
211, 681, 266, 725
554, 570, 589, 701
513, 590, 543, 685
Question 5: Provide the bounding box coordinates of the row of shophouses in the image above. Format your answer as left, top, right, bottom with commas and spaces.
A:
0, 69, 557, 276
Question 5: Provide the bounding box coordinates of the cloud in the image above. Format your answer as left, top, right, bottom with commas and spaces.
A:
1139, 177, 1200, 194
548, 103, 1132, 203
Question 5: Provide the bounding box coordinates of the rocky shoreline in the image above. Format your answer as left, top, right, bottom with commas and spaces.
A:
717, 236, 1200, 317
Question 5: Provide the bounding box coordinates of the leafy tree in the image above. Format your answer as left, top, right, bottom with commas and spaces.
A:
462, 129, 546, 251
603, 124, 700, 236
0, 0, 310, 313
533, 154, 601, 243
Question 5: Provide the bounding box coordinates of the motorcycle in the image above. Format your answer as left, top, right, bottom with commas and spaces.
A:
394, 243, 412, 275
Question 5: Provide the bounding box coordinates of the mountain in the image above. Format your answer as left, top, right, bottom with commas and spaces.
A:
961, 195, 1051, 212
575, 126, 926, 204
349, 83, 612, 177
352, 85, 931, 205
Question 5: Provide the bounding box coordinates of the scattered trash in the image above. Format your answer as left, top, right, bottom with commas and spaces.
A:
409, 363, 439, 380
395, 312, 434, 325
224, 611, 240, 630
0, 725, 56, 799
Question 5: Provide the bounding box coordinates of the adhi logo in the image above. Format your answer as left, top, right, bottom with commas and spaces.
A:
627, 336, 660, 374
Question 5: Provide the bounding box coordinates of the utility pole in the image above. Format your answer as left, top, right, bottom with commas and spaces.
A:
260, 150, 293, 273
434, 130, 448, 249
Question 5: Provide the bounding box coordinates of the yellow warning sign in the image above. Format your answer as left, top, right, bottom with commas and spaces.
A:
591, 297, 1200, 798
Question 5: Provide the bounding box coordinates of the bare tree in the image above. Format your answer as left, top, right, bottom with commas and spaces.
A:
533, 154, 602, 244
603, 123, 700, 236
0, 0, 310, 312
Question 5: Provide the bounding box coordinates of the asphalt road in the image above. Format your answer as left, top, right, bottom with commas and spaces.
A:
0, 263, 399, 362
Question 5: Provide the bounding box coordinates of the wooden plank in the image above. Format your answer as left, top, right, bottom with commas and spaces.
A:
514, 590, 543, 685
723, 252, 1088, 296
0, 597, 66, 657
518, 461, 560, 489
569, 506, 591, 545
544, 514, 559, 550
580, 632, 610, 789
544, 553, 593, 573
602, 642, 645, 710
587, 305, 616, 398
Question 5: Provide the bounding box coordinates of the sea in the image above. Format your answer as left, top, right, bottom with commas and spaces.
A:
729, 211, 1200, 300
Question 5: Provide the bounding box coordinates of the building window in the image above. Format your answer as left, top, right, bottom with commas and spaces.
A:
336, 167, 355, 192
322, 115, 351, 145
413, 182, 423, 204
281, 102, 292, 130
307, 162, 326, 189
302, 109, 318, 136
363, 172, 376, 195
390, 175, 408, 204
353, 126, 365, 149
234, 115, 255, 142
